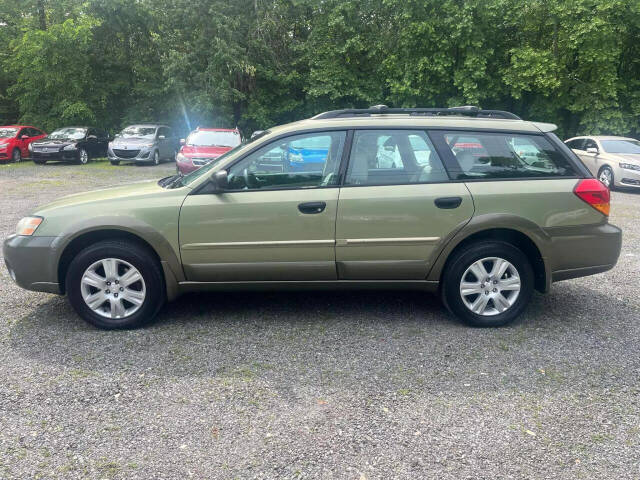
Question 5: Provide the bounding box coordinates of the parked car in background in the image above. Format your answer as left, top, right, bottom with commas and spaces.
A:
4, 105, 621, 330
0, 125, 46, 163
176, 127, 241, 174
565, 136, 640, 189
30, 127, 109, 165
109, 124, 179, 166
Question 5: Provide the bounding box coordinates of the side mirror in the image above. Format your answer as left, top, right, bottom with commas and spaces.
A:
586, 147, 599, 155
21, 135, 29, 140
210, 170, 228, 192
180, 138, 186, 145
158, 135, 166, 140
87, 135, 97, 141
251, 130, 265, 140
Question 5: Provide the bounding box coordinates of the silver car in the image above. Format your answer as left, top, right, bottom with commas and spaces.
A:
565, 136, 640, 189
108, 124, 179, 166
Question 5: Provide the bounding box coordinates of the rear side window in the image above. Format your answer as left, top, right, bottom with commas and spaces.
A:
437, 131, 578, 180
345, 130, 449, 186
566, 138, 585, 150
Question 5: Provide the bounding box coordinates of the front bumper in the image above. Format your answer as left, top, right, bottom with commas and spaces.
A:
108, 147, 152, 162
3, 234, 61, 294
615, 166, 640, 187
31, 150, 79, 162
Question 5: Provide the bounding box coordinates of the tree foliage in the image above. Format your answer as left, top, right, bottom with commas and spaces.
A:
0, 0, 638, 137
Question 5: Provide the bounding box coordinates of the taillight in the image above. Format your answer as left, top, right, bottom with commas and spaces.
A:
574, 179, 610, 216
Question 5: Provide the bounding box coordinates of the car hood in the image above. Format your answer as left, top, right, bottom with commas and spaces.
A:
181, 145, 232, 157
32, 180, 181, 215
0, 138, 13, 145
112, 138, 155, 146
614, 153, 640, 163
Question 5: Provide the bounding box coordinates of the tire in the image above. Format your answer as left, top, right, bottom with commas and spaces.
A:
77, 148, 89, 165
598, 166, 614, 190
12, 149, 21, 163
110, 160, 120, 166
33, 158, 47, 165
66, 240, 165, 329
152, 150, 160, 166
442, 241, 534, 327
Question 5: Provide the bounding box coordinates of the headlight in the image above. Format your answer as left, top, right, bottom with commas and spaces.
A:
0, 144, 7, 150
176, 153, 187, 162
63, 144, 77, 151
16, 216, 43, 236
620, 163, 640, 171
28, 143, 33, 152
142, 143, 154, 148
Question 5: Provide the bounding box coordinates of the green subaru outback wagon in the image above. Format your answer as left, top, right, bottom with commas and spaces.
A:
4, 106, 621, 329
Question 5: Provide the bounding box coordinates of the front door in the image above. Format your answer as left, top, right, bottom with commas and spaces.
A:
335, 129, 474, 279
179, 130, 347, 281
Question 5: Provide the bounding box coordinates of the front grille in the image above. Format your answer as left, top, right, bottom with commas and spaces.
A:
37, 147, 60, 153
192, 157, 214, 166
113, 149, 140, 159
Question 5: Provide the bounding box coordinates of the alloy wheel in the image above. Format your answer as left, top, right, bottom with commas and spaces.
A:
13, 149, 21, 163
154, 151, 159, 165
80, 258, 146, 319
459, 257, 521, 316
599, 168, 612, 188
79, 149, 89, 164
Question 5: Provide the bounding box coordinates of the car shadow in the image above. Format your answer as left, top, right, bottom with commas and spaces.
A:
7, 285, 638, 393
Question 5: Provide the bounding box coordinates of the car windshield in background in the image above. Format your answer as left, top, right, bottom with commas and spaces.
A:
601, 140, 640, 154
0, 128, 18, 138
118, 127, 156, 138
48, 128, 87, 140
187, 130, 240, 147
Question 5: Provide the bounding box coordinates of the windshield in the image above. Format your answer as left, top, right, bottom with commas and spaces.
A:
187, 130, 240, 147
181, 132, 269, 186
601, 139, 640, 154
48, 128, 87, 140
117, 126, 156, 139
0, 128, 18, 138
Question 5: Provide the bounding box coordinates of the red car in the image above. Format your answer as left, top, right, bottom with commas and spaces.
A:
0, 125, 47, 163
176, 127, 242, 174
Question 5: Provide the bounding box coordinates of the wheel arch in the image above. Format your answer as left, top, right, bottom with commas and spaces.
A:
54, 225, 183, 299
428, 218, 550, 293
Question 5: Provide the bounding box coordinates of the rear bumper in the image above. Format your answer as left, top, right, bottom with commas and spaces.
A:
546, 223, 622, 283
3, 234, 61, 294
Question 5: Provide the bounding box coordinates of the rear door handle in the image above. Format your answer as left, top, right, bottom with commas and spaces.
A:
434, 197, 462, 209
298, 201, 326, 214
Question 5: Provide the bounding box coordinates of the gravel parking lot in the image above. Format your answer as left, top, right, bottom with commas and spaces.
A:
1, 160, 639, 479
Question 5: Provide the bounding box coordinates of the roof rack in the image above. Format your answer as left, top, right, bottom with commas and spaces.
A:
312, 104, 521, 120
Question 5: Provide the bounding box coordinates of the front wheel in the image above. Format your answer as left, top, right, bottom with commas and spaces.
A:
152, 150, 160, 166
598, 166, 614, 190
66, 240, 165, 329
77, 148, 89, 165
12, 149, 21, 163
442, 241, 534, 327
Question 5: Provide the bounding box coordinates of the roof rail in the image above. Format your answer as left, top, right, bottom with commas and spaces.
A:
312, 104, 521, 120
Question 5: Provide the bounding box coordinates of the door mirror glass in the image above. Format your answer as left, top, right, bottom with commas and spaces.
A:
158, 135, 166, 140
586, 147, 599, 154
210, 169, 228, 192
180, 138, 185, 145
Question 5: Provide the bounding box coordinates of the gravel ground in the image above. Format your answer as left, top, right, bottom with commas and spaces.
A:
1, 159, 639, 479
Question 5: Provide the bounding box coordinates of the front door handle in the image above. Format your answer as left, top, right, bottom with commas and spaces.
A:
298, 201, 326, 214
434, 196, 462, 209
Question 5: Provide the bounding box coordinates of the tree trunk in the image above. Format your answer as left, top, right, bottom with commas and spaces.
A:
37, 0, 46, 30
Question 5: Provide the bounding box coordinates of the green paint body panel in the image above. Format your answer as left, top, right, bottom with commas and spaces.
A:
3, 115, 622, 302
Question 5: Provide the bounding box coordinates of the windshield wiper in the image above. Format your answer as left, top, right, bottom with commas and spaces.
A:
158, 173, 185, 189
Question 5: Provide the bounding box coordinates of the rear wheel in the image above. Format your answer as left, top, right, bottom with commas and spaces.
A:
66, 240, 165, 329
442, 241, 534, 327
598, 166, 614, 190
12, 149, 21, 163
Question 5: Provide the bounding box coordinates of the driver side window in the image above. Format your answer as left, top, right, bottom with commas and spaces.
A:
227, 131, 346, 190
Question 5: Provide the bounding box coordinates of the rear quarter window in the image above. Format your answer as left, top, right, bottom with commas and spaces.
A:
437, 131, 578, 180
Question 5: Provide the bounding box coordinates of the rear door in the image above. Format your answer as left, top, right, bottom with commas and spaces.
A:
335, 129, 474, 280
